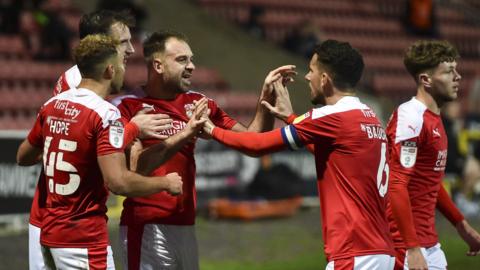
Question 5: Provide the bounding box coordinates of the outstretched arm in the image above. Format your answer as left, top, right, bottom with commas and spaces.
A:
204, 120, 287, 157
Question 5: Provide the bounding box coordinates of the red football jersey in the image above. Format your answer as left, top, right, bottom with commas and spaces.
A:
282, 97, 394, 261
386, 97, 447, 248
27, 88, 125, 247
30, 65, 82, 227
118, 91, 237, 226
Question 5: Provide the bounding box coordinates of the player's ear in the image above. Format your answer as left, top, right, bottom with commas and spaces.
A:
105, 64, 115, 80
419, 73, 431, 87
152, 58, 163, 74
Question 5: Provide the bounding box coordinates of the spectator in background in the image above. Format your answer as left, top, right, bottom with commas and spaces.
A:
243, 5, 266, 39
283, 19, 322, 59
0, 0, 24, 34
403, 0, 439, 37
19, 1, 73, 60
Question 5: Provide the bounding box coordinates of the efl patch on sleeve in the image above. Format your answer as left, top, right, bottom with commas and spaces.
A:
400, 141, 417, 168
109, 120, 124, 148
293, 112, 310, 124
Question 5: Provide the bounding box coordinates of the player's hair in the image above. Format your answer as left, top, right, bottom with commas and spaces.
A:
143, 30, 188, 63
313, 39, 364, 90
79, 10, 135, 39
404, 40, 459, 81
73, 34, 119, 80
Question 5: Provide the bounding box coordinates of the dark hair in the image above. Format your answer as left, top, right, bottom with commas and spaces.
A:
79, 10, 135, 39
143, 30, 188, 63
74, 34, 119, 79
313, 39, 364, 89
404, 40, 459, 81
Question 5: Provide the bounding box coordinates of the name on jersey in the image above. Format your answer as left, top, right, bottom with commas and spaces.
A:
54, 100, 81, 119
47, 117, 70, 135
360, 124, 386, 140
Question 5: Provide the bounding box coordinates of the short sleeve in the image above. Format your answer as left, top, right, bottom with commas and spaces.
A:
27, 111, 45, 148
96, 111, 127, 156
282, 109, 339, 150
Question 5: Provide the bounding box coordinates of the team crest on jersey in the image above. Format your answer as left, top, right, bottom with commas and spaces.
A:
400, 141, 417, 168
108, 120, 124, 148
293, 112, 310, 124
185, 103, 195, 118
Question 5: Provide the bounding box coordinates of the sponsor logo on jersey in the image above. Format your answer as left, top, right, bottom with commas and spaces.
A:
53, 100, 81, 119
293, 112, 310, 124
108, 120, 124, 148
400, 141, 417, 168
434, 149, 447, 171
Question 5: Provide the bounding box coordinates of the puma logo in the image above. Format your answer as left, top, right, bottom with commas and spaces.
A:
407, 125, 417, 133
433, 128, 441, 137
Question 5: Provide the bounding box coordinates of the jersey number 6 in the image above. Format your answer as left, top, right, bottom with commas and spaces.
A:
377, 142, 389, 197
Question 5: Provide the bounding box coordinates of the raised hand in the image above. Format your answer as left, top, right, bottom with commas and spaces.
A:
131, 108, 172, 140
260, 65, 297, 104
262, 78, 294, 121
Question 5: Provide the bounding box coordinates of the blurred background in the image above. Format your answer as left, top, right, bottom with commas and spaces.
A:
0, 0, 479, 269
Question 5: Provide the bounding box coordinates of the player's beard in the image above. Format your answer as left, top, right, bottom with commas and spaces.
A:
311, 92, 325, 105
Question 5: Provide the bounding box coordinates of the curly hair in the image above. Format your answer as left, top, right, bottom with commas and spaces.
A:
313, 39, 364, 90
143, 30, 188, 63
73, 34, 119, 79
404, 40, 459, 81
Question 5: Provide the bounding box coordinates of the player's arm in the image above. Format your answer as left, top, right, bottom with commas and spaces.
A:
98, 152, 182, 197
231, 65, 297, 133
389, 168, 428, 269
436, 185, 480, 256
203, 118, 287, 157
16, 139, 42, 166
135, 98, 208, 175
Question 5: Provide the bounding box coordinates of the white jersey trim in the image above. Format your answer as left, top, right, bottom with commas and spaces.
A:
311, 96, 370, 120
64, 65, 82, 89
45, 88, 121, 128
394, 97, 426, 144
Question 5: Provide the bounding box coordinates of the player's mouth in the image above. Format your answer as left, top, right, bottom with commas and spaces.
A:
182, 73, 192, 84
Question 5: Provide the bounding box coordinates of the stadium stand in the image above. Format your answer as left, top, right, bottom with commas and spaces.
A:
197, 0, 480, 104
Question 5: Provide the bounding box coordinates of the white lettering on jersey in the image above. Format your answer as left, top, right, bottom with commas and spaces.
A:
108, 120, 124, 148
361, 109, 376, 118
361, 124, 386, 140
434, 150, 447, 171
48, 119, 70, 135
53, 100, 81, 119
400, 141, 417, 168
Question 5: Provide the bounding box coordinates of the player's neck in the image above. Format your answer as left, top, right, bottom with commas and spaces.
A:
77, 79, 110, 99
416, 87, 441, 115
326, 89, 356, 105
145, 80, 178, 100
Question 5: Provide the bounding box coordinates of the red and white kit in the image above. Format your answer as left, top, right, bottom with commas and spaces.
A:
117, 91, 237, 269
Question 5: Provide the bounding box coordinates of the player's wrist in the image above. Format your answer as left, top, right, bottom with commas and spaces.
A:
285, 113, 297, 124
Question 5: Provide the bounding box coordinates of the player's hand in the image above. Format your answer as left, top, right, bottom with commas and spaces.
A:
165, 172, 183, 195
131, 108, 172, 140
186, 98, 208, 134
261, 79, 294, 121
128, 139, 143, 171
260, 65, 297, 104
406, 247, 428, 270
456, 220, 480, 256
